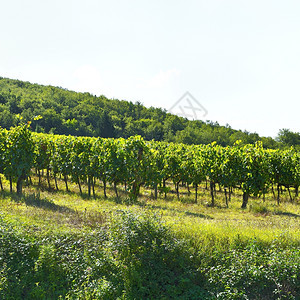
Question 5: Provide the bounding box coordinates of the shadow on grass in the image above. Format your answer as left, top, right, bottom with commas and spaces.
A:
274, 211, 300, 218
28, 180, 147, 207
184, 211, 213, 219
145, 203, 213, 219
23, 193, 75, 213
0, 191, 74, 213
32, 180, 128, 203
31, 183, 106, 202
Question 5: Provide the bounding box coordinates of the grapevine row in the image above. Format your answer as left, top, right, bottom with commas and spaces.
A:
0, 123, 299, 208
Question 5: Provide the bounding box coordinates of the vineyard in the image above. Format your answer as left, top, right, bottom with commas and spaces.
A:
0, 123, 299, 299
1, 122, 300, 208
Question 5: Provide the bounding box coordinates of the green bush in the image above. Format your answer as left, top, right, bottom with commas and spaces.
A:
205, 240, 300, 299
107, 211, 208, 299
0, 221, 38, 299
0, 219, 112, 299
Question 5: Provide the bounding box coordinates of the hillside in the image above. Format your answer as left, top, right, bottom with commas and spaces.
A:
0, 77, 282, 148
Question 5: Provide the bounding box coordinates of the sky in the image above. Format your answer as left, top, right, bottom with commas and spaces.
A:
1, 0, 300, 138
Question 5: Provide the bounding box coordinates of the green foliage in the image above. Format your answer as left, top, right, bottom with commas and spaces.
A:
1, 123, 35, 194
0, 76, 287, 147
0, 211, 207, 299
107, 211, 208, 299
1, 124, 300, 205
206, 241, 300, 299
0, 219, 39, 299
277, 128, 300, 147
0, 217, 114, 299
5, 123, 34, 179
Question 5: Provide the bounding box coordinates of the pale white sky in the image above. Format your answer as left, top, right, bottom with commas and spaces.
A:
1, 0, 300, 137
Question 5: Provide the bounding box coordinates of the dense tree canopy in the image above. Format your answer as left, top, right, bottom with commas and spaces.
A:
0, 77, 297, 148
276, 128, 300, 147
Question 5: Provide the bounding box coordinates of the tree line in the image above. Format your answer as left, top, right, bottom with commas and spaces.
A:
1, 77, 299, 149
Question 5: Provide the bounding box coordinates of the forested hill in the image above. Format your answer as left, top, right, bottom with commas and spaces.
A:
0, 76, 295, 148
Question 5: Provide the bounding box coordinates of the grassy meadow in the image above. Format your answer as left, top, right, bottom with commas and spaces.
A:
0, 175, 299, 299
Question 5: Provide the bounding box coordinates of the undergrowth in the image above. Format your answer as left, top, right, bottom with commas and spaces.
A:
0, 209, 299, 299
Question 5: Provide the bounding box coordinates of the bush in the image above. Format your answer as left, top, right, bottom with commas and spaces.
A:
0, 219, 113, 299
106, 210, 208, 299
205, 240, 300, 299
0, 220, 38, 299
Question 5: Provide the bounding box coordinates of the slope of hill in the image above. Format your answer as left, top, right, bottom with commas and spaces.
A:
0, 77, 281, 148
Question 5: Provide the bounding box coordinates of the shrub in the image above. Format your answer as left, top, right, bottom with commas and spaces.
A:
107, 210, 208, 299
205, 240, 300, 299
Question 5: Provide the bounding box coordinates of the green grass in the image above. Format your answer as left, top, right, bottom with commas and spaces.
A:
0, 175, 299, 299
